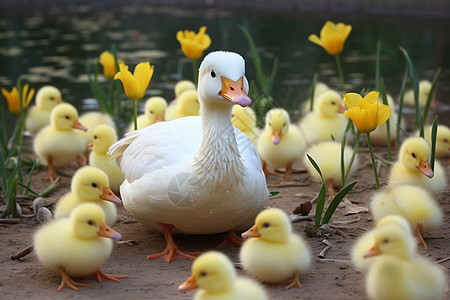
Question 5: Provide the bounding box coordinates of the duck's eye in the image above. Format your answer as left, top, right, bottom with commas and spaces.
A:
383, 238, 389, 244
49, 97, 54, 101
331, 101, 336, 105
65, 115, 70, 120
283, 122, 286, 127
444, 139, 448, 143
268, 122, 272, 127
150, 110, 154, 114
93, 135, 98, 139
263, 222, 270, 228
200, 271, 207, 277
87, 220, 94, 225
91, 183, 98, 188
411, 153, 416, 158
211, 70, 216, 78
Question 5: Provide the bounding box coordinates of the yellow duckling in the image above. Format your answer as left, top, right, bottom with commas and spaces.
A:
78, 111, 116, 145
25, 85, 63, 135
34, 203, 127, 291
351, 214, 412, 271
423, 124, 450, 158
240, 208, 311, 290
231, 105, 260, 145
301, 81, 330, 114
303, 141, 359, 201
370, 185, 443, 250
404, 80, 432, 108
257, 108, 306, 182
174, 80, 196, 99
388, 137, 447, 195
299, 90, 348, 145
178, 251, 267, 300
370, 94, 401, 145
127, 96, 167, 132
33, 103, 88, 182
165, 90, 200, 120
88, 124, 125, 194
362, 221, 447, 300
54, 165, 122, 225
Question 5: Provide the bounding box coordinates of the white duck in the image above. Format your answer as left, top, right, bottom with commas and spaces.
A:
108, 51, 269, 263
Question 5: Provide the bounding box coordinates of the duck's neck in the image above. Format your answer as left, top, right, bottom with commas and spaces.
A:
193, 103, 245, 191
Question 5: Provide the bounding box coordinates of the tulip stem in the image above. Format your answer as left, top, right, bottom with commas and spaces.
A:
192, 59, 198, 86
365, 133, 380, 189
133, 100, 138, 131
334, 54, 346, 93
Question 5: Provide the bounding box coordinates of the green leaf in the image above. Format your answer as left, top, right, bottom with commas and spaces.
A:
430, 116, 438, 171
306, 154, 326, 229
380, 79, 391, 161
321, 180, 358, 226
375, 40, 381, 91
340, 119, 353, 186
309, 72, 319, 112
422, 68, 441, 124
396, 66, 408, 149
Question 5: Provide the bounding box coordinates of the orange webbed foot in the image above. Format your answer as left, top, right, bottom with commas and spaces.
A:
94, 269, 128, 283
58, 267, 91, 291
217, 228, 244, 248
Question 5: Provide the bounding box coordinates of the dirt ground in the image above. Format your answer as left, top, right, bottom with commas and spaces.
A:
1, 141, 449, 300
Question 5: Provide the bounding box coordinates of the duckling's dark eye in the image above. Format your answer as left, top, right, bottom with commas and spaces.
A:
49, 97, 54, 101
263, 222, 270, 228
283, 122, 286, 127
150, 110, 154, 114
91, 183, 98, 188
87, 220, 94, 225
383, 238, 389, 244
331, 101, 336, 105
444, 139, 448, 143
200, 271, 207, 277
411, 153, 416, 158
93, 135, 98, 139
211, 70, 216, 78
65, 115, 70, 120
268, 122, 272, 127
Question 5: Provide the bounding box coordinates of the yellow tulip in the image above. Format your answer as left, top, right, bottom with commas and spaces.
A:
309, 21, 352, 55
343, 91, 391, 133
2, 84, 35, 114
99, 51, 117, 78
114, 62, 154, 101
176, 26, 211, 60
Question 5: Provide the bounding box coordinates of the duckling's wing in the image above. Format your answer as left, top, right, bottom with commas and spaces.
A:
109, 116, 202, 183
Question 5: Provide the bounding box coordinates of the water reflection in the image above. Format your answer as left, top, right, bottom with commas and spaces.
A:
0, 5, 449, 129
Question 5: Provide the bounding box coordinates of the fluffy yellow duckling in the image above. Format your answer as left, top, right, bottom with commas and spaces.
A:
232, 105, 260, 145
299, 90, 348, 145
240, 208, 311, 290
88, 124, 125, 194
25, 85, 63, 135
388, 137, 447, 195
54, 165, 122, 225
301, 82, 330, 114
423, 124, 450, 158
362, 221, 447, 300
257, 108, 306, 182
178, 251, 267, 300
404, 80, 432, 108
370, 94, 400, 145
303, 141, 359, 201
127, 96, 167, 132
174, 80, 196, 99
351, 215, 412, 271
33, 103, 88, 182
34, 203, 127, 291
78, 111, 116, 145
370, 185, 443, 250
165, 90, 200, 120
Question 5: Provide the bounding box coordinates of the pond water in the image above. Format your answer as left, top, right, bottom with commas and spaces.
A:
1, 4, 449, 132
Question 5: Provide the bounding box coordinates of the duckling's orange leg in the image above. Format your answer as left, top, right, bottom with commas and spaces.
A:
283, 271, 302, 290
282, 163, 293, 183
147, 223, 201, 263
325, 178, 336, 202
76, 154, 87, 167
57, 267, 92, 291
46, 156, 59, 183
94, 269, 128, 283
216, 227, 244, 248
415, 224, 427, 250
262, 160, 282, 178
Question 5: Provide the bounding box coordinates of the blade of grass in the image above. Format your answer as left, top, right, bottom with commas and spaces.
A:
399, 46, 420, 132
375, 40, 381, 91
18, 182, 40, 198
430, 116, 438, 171
306, 154, 327, 229
340, 119, 353, 186
396, 64, 408, 149
422, 68, 441, 124
321, 180, 358, 226
310, 72, 318, 112
380, 79, 392, 161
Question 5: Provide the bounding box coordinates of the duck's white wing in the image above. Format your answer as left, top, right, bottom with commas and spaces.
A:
108, 116, 202, 183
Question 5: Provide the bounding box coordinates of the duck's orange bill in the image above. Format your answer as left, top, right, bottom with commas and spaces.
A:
241, 224, 260, 239
178, 274, 198, 293
362, 244, 382, 258
271, 130, 282, 145
337, 104, 346, 113
72, 119, 88, 132
57, 98, 64, 104
155, 115, 164, 123
219, 76, 252, 107
87, 141, 94, 148
417, 159, 434, 178
99, 186, 123, 206
98, 223, 121, 240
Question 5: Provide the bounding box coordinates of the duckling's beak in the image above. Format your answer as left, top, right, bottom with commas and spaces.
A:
98, 223, 122, 240
57, 98, 64, 104
219, 76, 252, 107
99, 186, 123, 206
362, 244, 382, 258
417, 159, 434, 178
241, 224, 261, 239
72, 119, 88, 132
178, 274, 198, 293
271, 130, 282, 145
87, 141, 94, 148
337, 104, 346, 113
155, 115, 164, 123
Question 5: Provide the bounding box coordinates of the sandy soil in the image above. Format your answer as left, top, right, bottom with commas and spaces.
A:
1, 142, 449, 300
